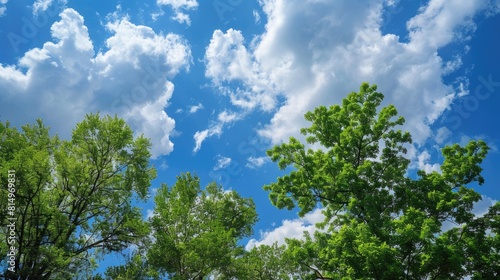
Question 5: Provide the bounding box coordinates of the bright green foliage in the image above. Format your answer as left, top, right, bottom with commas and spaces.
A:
220, 242, 313, 280
0, 114, 156, 279
232, 243, 290, 279
148, 173, 258, 280
102, 252, 160, 280
264, 83, 498, 279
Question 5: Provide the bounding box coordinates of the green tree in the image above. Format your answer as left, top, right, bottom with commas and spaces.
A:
102, 252, 159, 280
222, 242, 312, 280
264, 82, 499, 279
98, 233, 159, 280
0, 114, 156, 279
148, 173, 258, 280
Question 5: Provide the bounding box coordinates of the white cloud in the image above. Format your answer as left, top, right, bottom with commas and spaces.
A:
204, 29, 280, 112
0, 8, 191, 158
193, 129, 212, 153
253, 9, 261, 24
217, 110, 239, 122
473, 195, 497, 217
415, 150, 441, 174
214, 155, 232, 171
33, 0, 66, 14
407, 0, 489, 48
204, 29, 252, 84
204, 0, 497, 149
0, 0, 8, 17
435, 126, 452, 144
157, 0, 197, 10
151, 10, 165, 22
188, 102, 204, 114
171, 11, 190, 25
246, 156, 269, 169
385, 0, 399, 7
157, 0, 198, 25
192, 110, 242, 153
246, 208, 325, 251
146, 209, 156, 219
443, 55, 463, 75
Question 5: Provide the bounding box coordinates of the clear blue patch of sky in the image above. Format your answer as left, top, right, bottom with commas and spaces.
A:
437, 13, 500, 200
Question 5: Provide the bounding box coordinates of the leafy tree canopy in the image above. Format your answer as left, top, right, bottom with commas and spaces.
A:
0, 114, 156, 279
148, 173, 258, 280
2, 83, 498, 280
265, 82, 499, 279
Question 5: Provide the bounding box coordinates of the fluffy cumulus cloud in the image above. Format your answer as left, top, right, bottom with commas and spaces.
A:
157, 0, 198, 25
205, 28, 280, 112
0, 8, 191, 157
203, 0, 498, 151
415, 150, 441, 174
245, 208, 325, 250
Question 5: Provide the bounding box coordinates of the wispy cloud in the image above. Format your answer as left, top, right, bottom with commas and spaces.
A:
435, 127, 452, 144
156, 0, 198, 25
193, 110, 242, 153
253, 9, 261, 24
0, 0, 8, 17
214, 155, 232, 171
188, 102, 204, 114
33, 0, 66, 14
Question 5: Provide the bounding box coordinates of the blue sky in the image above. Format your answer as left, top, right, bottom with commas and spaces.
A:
1, 0, 500, 274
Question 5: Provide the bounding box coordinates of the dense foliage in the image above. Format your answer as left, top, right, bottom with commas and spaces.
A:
264, 82, 499, 279
148, 173, 258, 279
1, 83, 498, 279
0, 114, 156, 279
